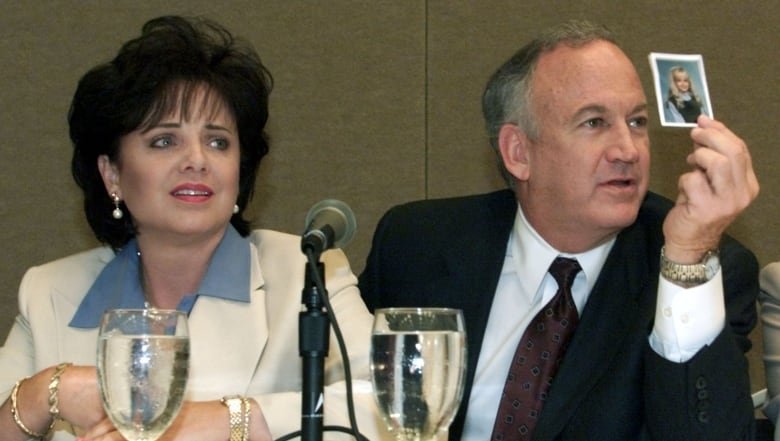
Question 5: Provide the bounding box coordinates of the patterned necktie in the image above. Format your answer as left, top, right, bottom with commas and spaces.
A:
490, 257, 582, 440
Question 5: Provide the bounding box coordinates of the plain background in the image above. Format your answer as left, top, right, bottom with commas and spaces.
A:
1, 1, 778, 399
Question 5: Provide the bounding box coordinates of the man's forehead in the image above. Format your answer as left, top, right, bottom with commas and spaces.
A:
531, 40, 645, 109
531, 40, 647, 122
535, 40, 634, 79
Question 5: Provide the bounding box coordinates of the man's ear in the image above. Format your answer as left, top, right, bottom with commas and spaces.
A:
97, 155, 120, 196
498, 123, 531, 181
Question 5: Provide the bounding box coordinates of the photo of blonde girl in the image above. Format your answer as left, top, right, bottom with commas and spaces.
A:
665, 66, 703, 123
649, 53, 712, 127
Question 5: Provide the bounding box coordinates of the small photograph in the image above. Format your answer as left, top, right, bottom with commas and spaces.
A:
649, 52, 713, 127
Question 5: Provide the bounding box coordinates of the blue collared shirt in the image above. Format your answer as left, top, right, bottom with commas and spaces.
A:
70, 226, 250, 328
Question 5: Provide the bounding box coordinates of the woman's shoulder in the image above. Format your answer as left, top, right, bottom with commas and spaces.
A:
247, 229, 303, 263
247, 228, 351, 270
761, 262, 780, 298
12, 246, 114, 319
25, 246, 114, 275
19, 246, 114, 297
247, 228, 298, 247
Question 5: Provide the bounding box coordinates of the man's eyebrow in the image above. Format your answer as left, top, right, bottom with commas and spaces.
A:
630, 103, 649, 114
570, 104, 607, 123
569, 103, 649, 122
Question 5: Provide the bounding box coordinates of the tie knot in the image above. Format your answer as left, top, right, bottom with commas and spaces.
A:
549, 257, 581, 291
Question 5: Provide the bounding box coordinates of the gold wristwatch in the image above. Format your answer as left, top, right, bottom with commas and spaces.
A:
221, 395, 246, 441
660, 246, 720, 288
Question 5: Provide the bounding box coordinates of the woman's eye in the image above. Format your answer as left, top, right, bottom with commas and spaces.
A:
150, 136, 174, 148
209, 138, 229, 150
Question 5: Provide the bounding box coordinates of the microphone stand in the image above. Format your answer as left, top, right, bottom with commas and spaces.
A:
300, 254, 329, 441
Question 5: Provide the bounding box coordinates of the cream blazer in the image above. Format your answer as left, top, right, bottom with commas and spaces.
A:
0, 229, 387, 440
760, 261, 780, 440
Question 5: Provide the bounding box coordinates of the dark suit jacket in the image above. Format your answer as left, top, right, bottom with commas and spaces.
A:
360, 189, 758, 440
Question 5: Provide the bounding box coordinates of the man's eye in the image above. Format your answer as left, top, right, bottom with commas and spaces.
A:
629, 117, 648, 128
584, 118, 606, 128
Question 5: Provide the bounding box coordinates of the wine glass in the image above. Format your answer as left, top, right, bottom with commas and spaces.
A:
370, 308, 467, 441
97, 309, 190, 441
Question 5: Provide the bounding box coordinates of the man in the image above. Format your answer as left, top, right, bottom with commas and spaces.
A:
359, 21, 759, 440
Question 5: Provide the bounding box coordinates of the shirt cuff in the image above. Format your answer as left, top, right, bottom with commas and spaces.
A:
648, 269, 725, 363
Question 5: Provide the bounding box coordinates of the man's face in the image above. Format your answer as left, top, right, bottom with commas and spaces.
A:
518, 40, 650, 251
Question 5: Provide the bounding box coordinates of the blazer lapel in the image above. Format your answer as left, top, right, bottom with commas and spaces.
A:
51, 287, 101, 365
533, 224, 652, 440
50, 249, 114, 367
185, 244, 268, 400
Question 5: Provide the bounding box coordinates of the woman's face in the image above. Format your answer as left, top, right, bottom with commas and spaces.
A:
673, 72, 690, 92
99, 89, 241, 243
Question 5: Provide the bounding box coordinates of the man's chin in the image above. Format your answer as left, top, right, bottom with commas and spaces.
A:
599, 203, 641, 230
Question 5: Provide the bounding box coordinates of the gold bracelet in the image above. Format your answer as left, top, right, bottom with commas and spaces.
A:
241, 397, 250, 441
221, 395, 245, 441
47, 362, 72, 426
10, 377, 47, 438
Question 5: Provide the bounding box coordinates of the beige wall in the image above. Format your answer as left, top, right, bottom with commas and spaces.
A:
1, 1, 777, 394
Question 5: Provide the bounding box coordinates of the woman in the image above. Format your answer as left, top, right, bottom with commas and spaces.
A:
0, 16, 379, 441
761, 262, 780, 440
664, 66, 704, 123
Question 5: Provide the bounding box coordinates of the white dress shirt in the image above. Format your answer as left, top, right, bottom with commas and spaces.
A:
460, 203, 725, 441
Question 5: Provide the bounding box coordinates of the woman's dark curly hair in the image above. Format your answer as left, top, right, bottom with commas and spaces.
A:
69, 15, 272, 250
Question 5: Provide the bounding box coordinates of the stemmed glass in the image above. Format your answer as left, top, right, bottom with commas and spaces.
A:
97, 309, 190, 441
370, 308, 467, 441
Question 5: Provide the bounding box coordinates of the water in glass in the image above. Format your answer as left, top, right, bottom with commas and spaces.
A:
370, 308, 466, 441
97, 309, 189, 441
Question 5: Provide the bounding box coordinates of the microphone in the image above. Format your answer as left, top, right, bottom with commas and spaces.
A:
301, 199, 356, 254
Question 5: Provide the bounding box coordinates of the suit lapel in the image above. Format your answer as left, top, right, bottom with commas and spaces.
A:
51, 287, 101, 365
186, 242, 268, 400
443, 190, 517, 437
50, 250, 114, 366
533, 223, 651, 440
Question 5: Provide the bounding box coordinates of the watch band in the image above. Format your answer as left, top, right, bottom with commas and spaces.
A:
221, 395, 249, 441
660, 246, 718, 288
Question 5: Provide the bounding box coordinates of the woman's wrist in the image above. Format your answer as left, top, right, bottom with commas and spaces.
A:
46, 363, 71, 428
222, 395, 257, 441
247, 398, 271, 441
10, 363, 71, 437
11, 377, 47, 437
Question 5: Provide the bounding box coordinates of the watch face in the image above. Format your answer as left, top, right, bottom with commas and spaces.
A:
704, 253, 720, 279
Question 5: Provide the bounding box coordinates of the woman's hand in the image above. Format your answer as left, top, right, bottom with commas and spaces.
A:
0, 364, 105, 441
80, 399, 272, 441
57, 365, 106, 429
162, 400, 272, 441
76, 417, 122, 441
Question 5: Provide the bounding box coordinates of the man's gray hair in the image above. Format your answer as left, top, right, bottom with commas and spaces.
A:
482, 20, 617, 186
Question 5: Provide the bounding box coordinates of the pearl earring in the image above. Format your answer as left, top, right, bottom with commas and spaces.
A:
111, 193, 124, 219
233, 204, 239, 214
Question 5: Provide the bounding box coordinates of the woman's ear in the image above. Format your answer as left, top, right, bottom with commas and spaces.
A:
498, 123, 531, 182
97, 155, 120, 196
